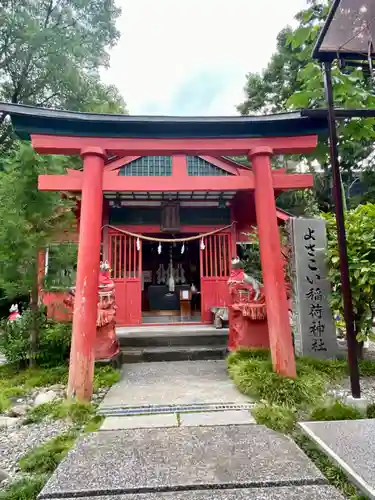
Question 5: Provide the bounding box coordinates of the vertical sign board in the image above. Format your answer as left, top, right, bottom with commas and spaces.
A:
289, 218, 337, 358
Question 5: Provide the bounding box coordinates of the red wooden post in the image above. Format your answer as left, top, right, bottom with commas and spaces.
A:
250, 147, 296, 378
67, 147, 105, 401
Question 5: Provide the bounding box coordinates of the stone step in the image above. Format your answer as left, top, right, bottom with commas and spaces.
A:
40, 486, 345, 499
121, 345, 226, 363
117, 325, 228, 348
38, 425, 329, 500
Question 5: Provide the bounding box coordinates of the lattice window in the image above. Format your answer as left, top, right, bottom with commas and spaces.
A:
119, 156, 172, 176
187, 156, 229, 176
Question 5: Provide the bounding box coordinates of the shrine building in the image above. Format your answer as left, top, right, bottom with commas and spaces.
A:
1, 103, 327, 398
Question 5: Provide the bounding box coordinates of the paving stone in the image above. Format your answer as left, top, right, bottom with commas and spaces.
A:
300, 419, 375, 500
39, 425, 325, 498
180, 410, 255, 427
100, 414, 178, 430
100, 360, 249, 411
40, 485, 345, 500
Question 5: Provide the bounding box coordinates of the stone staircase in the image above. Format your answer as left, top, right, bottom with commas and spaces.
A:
117, 325, 228, 363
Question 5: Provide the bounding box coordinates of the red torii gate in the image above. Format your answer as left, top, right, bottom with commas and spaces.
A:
1, 104, 326, 401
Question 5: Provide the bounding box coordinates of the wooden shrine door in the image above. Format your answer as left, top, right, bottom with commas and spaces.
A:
200, 233, 231, 322
109, 233, 142, 325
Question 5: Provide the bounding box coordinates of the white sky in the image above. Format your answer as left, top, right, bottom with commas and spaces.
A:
101, 0, 308, 116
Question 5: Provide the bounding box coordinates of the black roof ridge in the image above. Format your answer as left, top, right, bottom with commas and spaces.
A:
0, 102, 305, 122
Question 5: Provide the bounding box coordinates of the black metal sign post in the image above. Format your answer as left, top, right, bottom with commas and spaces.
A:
323, 61, 361, 398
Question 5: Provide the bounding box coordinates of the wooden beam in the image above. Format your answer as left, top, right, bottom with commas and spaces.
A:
272, 173, 313, 190
198, 156, 239, 175
39, 171, 313, 192
104, 156, 141, 172
39, 175, 82, 191
31, 134, 318, 156
102, 175, 255, 191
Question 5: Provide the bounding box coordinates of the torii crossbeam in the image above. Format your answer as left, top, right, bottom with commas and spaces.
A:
0, 103, 327, 401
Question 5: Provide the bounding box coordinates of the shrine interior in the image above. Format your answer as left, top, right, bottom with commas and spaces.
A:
141, 235, 201, 324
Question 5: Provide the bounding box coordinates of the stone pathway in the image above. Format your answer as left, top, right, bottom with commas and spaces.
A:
99, 361, 255, 428
300, 419, 375, 500
38, 360, 346, 500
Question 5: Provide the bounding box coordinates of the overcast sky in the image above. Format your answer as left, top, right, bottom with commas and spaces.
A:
101, 0, 308, 116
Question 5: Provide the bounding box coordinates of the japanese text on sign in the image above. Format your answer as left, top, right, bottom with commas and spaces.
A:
304, 227, 327, 353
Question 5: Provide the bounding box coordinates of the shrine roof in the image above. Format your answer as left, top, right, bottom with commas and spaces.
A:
0, 103, 328, 140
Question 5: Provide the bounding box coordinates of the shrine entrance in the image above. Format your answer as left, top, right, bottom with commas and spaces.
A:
1, 101, 327, 398
108, 228, 232, 326
141, 235, 201, 324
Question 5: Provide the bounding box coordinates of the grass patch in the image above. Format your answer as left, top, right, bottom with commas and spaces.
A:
0, 365, 68, 389
24, 400, 96, 425
0, 393, 11, 413
227, 348, 270, 367
18, 432, 77, 474
0, 364, 119, 415
358, 359, 375, 377
294, 432, 368, 500
228, 349, 375, 412
93, 365, 120, 391
0, 365, 68, 414
296, 357, 347, 381
228, 352, 325, 408
84, 415, 104, 433
22, 402, 59, 424
0, 475, 48, 500
252, 403, 296, 433
366, 403, 375, 418
310, 400, 364, 421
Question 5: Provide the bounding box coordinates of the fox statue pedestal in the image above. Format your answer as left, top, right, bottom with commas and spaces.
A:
227, 258, 269, 351
64, 262, 120, 361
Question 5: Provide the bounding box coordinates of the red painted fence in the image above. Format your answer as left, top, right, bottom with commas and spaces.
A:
109, 232, 142, 325
200, 233, 231, 322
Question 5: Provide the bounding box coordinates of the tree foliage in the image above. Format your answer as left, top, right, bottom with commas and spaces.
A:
237, 0, 375, 212
324, 204, 375, 341
0, 0, 126, 148
0, 1, 127, 363
0, 144, 76, 298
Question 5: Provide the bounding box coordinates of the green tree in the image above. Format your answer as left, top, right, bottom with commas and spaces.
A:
237, 0, 375, 212
0, 1, 127, 364
0, 144, 76, 364
0, 0, 126, 148
324, 204, 375, 347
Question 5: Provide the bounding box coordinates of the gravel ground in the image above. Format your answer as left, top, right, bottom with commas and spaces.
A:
328, 376, 375, 403
0, 419, 71, 482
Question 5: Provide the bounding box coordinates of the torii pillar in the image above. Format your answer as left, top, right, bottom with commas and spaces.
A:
250, 147, 296, 378
67, 147, 105, 400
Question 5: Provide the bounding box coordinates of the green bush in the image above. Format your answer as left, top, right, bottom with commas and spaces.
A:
252, 403, 296, 433
0, 308, 43, 365
0, 308, 71, 367
36, 322, 71, 367
310, 400, 363, 421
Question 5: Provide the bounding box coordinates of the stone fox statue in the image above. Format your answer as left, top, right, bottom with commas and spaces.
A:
64, 261, 120, 360
227, 257, 267, 351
